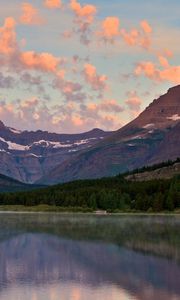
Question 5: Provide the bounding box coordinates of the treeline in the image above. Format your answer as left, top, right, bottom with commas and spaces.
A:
0, 175, 179, 212
122, 158, 180, 176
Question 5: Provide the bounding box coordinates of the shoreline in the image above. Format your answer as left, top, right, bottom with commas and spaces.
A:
0, 205, 179, 216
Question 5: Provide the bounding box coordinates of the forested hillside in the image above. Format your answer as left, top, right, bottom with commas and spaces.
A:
0, 174, 179, 212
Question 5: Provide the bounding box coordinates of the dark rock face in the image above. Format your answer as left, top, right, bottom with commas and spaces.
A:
38, 85, 180, 185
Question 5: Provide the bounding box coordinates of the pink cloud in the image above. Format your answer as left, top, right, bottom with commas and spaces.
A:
140, 20, 152, 34
120, 22, 152, 50
121, 28, 140, 46
158, 55, 169, 68
135, 60, 180, 84
69, 0, 97, 45
44, 0, 62, 9
83, 63, 108, 92
98, 17, 120, 42
19, 51, 62, 73
53, 77, 85, 102
70, 0, 97, 23
0, 17, 66, 80
135, 61, 157, 79
88, 99, 124, 113
0, 17, 17, 55
0, 97, 120, 133
125, 91, 142, 117
95, 17, 153, 50
20, 2, 44, 25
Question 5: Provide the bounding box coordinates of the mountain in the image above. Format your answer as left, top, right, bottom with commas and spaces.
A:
38, 85, 180, 184
0, 85, 179, 185
0, 124, 112, 183
0, 173, 42, 193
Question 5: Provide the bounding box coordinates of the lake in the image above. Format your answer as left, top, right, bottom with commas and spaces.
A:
0, 213, 179, 300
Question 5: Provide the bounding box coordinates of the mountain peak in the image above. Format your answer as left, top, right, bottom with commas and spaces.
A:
167, 84, 180, 93
90, 128, 104, 133
132, 85, 180, 129
0, 120, 5, 129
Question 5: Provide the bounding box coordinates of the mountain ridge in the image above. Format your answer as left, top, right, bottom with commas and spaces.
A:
0, 85, 180, 184
38, 85, 180, 184
0, 124, 113, 183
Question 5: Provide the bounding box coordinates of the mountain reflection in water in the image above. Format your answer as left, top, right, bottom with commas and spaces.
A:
0, 213, 179, 300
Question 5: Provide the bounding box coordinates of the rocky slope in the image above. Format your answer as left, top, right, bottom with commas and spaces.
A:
126, 162, 180, 181
0, 124, 112, 183
39, 85, 180, 184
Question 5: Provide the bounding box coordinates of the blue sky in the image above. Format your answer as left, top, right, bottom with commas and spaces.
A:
0, 0, 179, 133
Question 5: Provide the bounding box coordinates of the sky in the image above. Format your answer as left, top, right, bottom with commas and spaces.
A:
0, 0, 180, 133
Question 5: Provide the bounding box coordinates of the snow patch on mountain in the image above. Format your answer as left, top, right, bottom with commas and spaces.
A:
0, 136, 101, 152
143, 123, 155, 129
167, 114, 180, 121
8, 128, 22, 134
0, 137, 28, 151
129, 135, 144, 140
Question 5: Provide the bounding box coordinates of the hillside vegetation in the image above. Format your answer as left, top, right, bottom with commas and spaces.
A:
0, 173, 44, 193
126, 158, 180, 181
0, 159, 179, 212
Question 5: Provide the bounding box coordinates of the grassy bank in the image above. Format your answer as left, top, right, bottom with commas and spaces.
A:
0, 204, 180, 214
0, 205, 94, 213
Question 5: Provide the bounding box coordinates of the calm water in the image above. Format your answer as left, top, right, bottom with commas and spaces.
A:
0, 213, 180, 300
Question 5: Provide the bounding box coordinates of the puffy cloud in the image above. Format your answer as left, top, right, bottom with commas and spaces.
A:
158, 55, 169, 68
20, 72, 46, 94
0, 17, 17, 55
96, 17, 152, 49
87, 99, 124, 113
135, 61, 157, 79
100, 99, 124, 113
20, 97, 39, 108
159, 66, 180, 83
140, 20, 152, 34
20, 72, 42, 86
62, 30, 73, 39
83, 63, 108, 92
69, 0, 97, 45
0, 83, 123, 132
53, 77, 86, 102
121, 28, 139, 46
70, 0, 97, 23
44, 0, 62, 9
20, 2, 44, 25
0, 17, 66, 82
0, 72, 15, 88
125, 91, 142, 117
73, 99, 124, 130
71, 115, 83, 126
0, 97, 53, 131
120, 22, 152, 50
135, 60, 180, 84
19, 51, 62, 73
98, 17, 120, 41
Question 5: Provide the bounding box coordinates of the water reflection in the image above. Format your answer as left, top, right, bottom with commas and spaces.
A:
0, 213, 180, 300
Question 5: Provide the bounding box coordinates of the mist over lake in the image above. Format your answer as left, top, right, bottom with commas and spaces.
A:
0, 213, 179, 300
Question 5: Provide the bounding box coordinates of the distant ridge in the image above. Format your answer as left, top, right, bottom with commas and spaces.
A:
0, 173, 43, 193
0, 122, 113, 183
